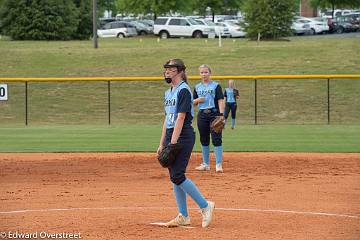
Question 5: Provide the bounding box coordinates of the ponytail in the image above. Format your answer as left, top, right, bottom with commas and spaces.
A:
182, 72, 188, 83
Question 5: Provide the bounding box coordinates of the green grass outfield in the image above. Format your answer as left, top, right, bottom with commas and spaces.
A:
1, 37, 359, 126
0, 125, 359, 152
0, 37, 359, 152
0, 36, 359, 77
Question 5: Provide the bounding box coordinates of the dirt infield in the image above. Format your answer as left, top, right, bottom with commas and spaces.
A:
1, 152, 359, 240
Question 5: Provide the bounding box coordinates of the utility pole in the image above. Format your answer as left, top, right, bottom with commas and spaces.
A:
93, 0, 98, 48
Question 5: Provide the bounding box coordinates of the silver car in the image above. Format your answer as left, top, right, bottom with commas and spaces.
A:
195, 19, 231, 37
130, 21, 154, 35
97, 21, 137, 38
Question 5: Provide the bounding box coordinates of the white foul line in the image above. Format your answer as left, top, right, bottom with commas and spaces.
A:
0, 206, 358, 219
215, 207, 360, 219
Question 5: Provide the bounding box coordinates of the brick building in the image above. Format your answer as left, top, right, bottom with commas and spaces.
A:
300, 0, 317, 17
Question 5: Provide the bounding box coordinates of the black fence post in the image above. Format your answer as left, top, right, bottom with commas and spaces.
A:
254, 79, 258, 125
108, 80, 111, 125
327, 78, 330, 124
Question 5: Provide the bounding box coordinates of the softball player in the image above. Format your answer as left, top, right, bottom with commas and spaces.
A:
224, 80, 239, 129
157, 59, 215, 228
194, 64, 225, 173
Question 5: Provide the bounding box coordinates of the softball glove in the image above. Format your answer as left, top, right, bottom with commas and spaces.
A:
157, 143, 183, 168
211, 115, 225, 133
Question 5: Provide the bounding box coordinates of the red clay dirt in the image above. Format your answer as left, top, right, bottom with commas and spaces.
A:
0, 152, 359, 240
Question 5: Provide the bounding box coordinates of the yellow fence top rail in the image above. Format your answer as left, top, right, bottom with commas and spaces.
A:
0, 74, 360, 82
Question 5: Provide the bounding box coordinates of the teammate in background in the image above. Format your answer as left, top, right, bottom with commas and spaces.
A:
193, 64, 225, 173
224, 80, 239, 129
156, 59, 215, 228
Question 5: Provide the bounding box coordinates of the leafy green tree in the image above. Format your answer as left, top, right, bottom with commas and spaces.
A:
116, 0, 243, 20
0, 0, 28, 38
0, 0, 3, 34
194, 0, 243, 21
73, 0, 92, 40
116, 0, 151, 18
310, 0, 360, 18
116, 0, 194, 19
0, 0, 79, 40
242, 0, 297, 40
98, 0, 118, 17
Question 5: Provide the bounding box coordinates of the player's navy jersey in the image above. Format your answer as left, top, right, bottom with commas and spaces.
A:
194, 81, 224, 110
224, 88, 236, 103
164, 81, 194, 129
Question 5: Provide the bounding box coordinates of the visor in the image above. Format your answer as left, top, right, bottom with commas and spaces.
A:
163, 63, 186, 70
164, 63, 179, 68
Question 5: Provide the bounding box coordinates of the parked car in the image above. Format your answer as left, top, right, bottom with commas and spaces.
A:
153, 17, 215, 39
333, 15, 359, 33
130, 21, 153, 35
291, 20, 311, 35
99, 17, 116, 28
215, 21, 246, 37
194, 19, 231, 37
205, 15, 238, 23
97, 21, 138, 38
347, 13, 360, 31
294, 17, 329, 34
138, 19, 154, 28
322, 9, 353, 19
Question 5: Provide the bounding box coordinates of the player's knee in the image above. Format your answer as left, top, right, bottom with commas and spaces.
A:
200, 136, 210, 146
213, 138, 222, 146
171, 174, 186, 185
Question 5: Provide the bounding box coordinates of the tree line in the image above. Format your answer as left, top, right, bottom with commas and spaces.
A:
0, 0, 359, 40
0, 0, 115, 40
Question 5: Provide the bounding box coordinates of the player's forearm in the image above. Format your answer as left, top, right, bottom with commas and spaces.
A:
193, 98, 200, 106
159, 119, 167, 146
218, 99, 225, 114
193, 97, 204, 106
171, 113, 185, 144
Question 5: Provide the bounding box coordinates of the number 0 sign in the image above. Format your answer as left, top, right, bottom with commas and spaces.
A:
0, 84, 8, 101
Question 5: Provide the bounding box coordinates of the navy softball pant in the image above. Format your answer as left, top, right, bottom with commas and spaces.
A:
164, 127, 195, 185
197, 110, 222, 147
224, 102, 237, 119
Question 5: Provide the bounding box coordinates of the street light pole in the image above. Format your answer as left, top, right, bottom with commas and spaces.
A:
93, 0, 98, 48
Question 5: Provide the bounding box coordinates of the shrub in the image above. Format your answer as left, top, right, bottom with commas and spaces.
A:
242, 0, 297, 40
